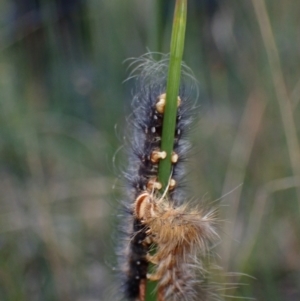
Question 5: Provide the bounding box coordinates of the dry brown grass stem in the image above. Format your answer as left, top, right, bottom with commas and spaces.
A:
252, 0, 300, 208
31, 194, 71, 301
24, 122, 72, 301
238, 176, 300, 267
291, 78, 300, 109
221, 92, 266, 271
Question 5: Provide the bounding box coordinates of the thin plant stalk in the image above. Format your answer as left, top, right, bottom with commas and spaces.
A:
252, 0, 300, 208
158, 0, 187, 191
144, 1, 187, 301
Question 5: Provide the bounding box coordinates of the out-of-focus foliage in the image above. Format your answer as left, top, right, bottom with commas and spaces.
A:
0, 0, 299, 300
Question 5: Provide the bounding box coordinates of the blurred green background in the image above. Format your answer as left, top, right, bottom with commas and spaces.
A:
0, 0, 299, 300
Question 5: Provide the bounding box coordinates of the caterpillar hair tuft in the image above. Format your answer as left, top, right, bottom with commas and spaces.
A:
134, 190, 218, 301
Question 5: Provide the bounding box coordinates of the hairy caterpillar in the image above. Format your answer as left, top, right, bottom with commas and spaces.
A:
117, 56, 217, 301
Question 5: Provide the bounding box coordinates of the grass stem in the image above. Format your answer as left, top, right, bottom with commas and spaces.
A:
158, 0, 187, 191
252, 0, 300, 209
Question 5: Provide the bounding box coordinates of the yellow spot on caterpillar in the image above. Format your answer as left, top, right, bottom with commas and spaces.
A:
169, 178, 176, 190
151, 150, 167, 163
156, 93, 181, 113
171, 151, 179, 163
147, 178, 162, 191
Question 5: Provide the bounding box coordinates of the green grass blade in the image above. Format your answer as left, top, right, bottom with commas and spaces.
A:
158, 0, 187, 191
145, 1, 187, 300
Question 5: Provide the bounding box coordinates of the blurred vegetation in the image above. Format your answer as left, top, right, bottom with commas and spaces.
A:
0, 0, 299, 300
